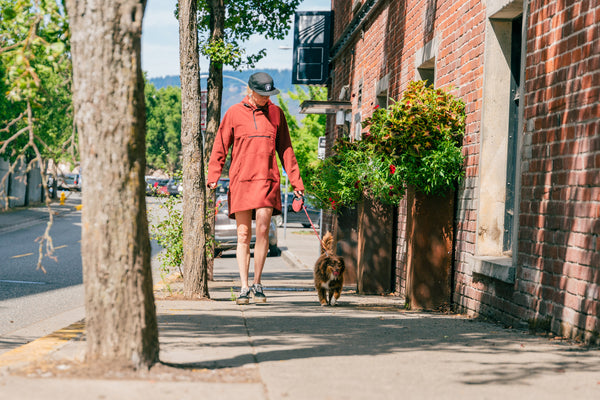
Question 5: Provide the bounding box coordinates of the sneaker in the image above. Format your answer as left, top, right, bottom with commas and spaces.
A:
236, 287, 251, 305
251, 283, 267, 303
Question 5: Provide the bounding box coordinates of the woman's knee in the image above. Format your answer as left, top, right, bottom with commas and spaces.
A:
255, 223, 270, 239
255, 208, 273, 239
237, 227, 251, 245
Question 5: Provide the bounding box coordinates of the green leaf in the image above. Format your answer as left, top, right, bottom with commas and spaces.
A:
48, 41, 65, 55
2, 7, 17, 20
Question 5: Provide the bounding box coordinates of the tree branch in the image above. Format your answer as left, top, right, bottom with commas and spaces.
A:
1, 113, 25, 133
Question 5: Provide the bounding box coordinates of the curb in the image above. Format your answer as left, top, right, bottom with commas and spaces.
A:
0, 321, 85, 369
281, 249, 309, 270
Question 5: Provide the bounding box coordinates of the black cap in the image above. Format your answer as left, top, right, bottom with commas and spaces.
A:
248, 72, 280, 96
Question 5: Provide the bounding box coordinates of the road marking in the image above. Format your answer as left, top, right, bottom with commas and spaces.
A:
11, 245, 67, 258
0, 279, 46, 285
11, 253, 34, 259
0, 320, 85, 368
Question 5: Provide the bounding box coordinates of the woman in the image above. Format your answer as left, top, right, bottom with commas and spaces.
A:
207, 72, 304, 305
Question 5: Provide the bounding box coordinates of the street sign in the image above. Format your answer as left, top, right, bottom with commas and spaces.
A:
292, 11, 332, 85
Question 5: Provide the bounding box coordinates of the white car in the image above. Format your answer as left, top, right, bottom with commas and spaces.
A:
57, 173, 82, 191
214, 195, 279, 257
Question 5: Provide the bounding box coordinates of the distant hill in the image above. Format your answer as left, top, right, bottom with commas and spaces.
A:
149, 69, 303, 119
150, 69, 294, 91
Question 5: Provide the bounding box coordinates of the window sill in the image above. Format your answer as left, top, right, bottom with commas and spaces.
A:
470, 255, 515, 284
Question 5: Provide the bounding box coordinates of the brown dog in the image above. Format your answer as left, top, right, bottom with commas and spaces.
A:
313, 232, 345, 306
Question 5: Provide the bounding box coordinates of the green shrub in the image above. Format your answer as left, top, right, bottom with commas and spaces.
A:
151, 193, 183, 278
309, 81, 466, 209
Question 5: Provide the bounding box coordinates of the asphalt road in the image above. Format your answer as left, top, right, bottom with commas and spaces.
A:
0, 193, 311, 356
0, 195, 165, 354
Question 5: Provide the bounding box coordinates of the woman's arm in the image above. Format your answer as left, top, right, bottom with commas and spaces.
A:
207, 111, 233, 186
276, 110, 304, 193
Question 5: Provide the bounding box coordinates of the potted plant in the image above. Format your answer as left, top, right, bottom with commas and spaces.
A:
309, 81, 466, 305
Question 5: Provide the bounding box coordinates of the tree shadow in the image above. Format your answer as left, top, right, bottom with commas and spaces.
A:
156, 298, 600, 385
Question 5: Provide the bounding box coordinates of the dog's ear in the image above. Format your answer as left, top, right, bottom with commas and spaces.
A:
339, 257, 346, 272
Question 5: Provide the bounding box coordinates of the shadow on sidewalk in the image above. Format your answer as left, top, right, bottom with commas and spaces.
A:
156, 300, 600, 386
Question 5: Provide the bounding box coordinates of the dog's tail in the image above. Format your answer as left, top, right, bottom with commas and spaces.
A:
322, 231, 334, 253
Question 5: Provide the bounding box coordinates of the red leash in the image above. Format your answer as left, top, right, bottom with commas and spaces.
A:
294, 195, 330, 256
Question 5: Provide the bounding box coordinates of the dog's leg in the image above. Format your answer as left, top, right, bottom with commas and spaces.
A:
317, 287, 328, 306
327, 290, 334, 306
330, 289, 341, 306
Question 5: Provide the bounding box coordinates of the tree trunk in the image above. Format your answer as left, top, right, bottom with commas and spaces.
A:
179, 0, 209, 298
65, 0, 159, 369
204, 0, 225, 280
205, 0, 225, 165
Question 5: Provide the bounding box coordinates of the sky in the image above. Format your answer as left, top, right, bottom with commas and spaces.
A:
141, 0, 330, 78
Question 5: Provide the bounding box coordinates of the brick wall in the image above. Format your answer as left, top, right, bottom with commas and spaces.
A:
327, 0, 598, 342
516, 0, 600, 341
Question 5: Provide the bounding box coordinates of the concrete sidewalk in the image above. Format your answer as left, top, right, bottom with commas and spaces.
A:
1, 213, 599, 399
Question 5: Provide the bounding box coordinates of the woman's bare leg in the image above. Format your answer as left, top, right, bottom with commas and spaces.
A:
235, 210, 253, 289
252, 207, 273, 284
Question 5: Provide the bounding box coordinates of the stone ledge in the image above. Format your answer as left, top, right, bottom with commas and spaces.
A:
470, 255, 515, 284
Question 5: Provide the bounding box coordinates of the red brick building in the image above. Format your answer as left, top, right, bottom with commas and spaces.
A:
305, 0, 598, 342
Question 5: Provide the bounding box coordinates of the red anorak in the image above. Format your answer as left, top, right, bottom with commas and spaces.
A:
207, 96, 304, 218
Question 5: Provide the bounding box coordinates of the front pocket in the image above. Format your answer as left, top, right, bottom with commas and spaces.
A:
237, 134, 276, 182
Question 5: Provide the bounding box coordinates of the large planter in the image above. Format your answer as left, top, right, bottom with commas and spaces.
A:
405, 186, 455, 309
356, 193, 395, 294
334, 206, 358, 285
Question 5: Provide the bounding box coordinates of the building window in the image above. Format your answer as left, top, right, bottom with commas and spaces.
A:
354, 80, 363, 140
477, 2, 524, 257
503, 15, 522, 252
415, 37, 437, 87
375, 74, 390, 109
418, 60, 435, 87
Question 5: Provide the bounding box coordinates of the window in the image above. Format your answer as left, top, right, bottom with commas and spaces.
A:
476, 1, 524, 257
375, 74, 389, 109
415, 37, 437, 87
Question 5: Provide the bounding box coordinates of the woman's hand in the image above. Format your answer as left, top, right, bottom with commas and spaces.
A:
294, 190, 304, 197
208, 182, 217, 189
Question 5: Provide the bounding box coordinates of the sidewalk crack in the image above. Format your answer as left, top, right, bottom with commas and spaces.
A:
240, 308, 270, 400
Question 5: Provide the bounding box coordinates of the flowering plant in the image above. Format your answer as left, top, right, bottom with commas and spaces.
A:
308, 81, 466, 210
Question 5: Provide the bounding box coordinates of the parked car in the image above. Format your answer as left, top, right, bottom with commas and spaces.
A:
145, 177, 157, 195
279, 192, 320, 228
214, 194, 279, 257
57, 173, 81, 191
145, 177, 169, 196
215, 177, 229, 195
167, 178, 182, 196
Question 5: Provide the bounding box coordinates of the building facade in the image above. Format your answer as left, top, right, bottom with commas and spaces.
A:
316, 0, 598, 342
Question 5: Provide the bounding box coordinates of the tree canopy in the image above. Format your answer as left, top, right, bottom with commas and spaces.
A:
0, 0, 74, 165
144, 81, 182, 173
277, 85, 327, 195
197, 0, 300, 69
